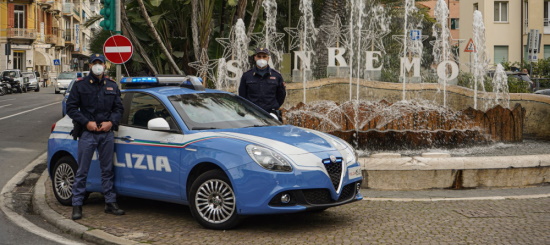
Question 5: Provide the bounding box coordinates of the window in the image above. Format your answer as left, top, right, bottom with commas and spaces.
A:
494, 2, 508, 22
545, 45, 550, 59
451, 18, 459, 29
126, 93, 177, 130
494, 46, 508, 64
14, 5, 25, 28
13, 51, 24, 70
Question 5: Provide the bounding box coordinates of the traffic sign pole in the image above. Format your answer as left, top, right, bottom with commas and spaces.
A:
116, 0, 122, 84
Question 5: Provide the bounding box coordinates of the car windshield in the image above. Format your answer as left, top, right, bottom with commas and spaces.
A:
170, 93, 281, 130
2, 71, 16, 77
22, 73, 35, 78
58, 73, 79, 79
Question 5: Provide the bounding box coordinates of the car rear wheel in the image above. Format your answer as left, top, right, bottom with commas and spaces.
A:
52, 156, 77, 206
35, 86, 40, 92
189, 169, 240, 230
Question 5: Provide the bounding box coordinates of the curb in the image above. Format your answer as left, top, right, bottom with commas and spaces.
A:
0, 152, 85, 245
362, 193, 550, 202
33, 157, 139, 245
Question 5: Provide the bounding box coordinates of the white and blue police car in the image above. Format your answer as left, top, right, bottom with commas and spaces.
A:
48, 76, 363, 229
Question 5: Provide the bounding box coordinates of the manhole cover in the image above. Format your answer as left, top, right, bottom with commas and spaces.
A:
454, 209, 516, 218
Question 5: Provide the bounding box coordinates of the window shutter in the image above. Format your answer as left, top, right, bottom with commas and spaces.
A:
8, 4, 14, 28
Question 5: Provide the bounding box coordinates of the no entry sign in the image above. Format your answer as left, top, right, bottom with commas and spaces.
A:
103, 35, 133, 64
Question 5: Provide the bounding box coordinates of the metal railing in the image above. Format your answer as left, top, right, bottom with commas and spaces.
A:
2, 28, 37, 39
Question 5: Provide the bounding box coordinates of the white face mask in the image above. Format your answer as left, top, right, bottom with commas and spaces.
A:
92, 64, 105, 76
256, 59, 268, 68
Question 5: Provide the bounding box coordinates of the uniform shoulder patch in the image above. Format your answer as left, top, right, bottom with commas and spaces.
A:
76, 77, 84, 82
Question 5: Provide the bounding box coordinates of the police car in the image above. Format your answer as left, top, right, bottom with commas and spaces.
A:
47, 76, 363, 229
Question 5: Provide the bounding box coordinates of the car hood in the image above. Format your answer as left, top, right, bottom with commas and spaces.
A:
216, 125, 344, 155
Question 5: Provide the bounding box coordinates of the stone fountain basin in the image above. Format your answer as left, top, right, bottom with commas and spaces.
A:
283, 100, 525, 150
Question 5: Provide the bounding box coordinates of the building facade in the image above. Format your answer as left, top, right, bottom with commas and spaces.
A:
459, 0, 550, 72
1, 0, 99, 80
418, 0, 461, 42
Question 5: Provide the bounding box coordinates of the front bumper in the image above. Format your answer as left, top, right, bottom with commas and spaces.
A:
268, 181, 363, 210
230, 161, 363, 215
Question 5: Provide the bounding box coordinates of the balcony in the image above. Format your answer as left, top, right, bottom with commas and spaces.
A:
3, 28, 37, 40
8, 0, 34, 4
55, 34, 65, 47
45, 34, 58, 45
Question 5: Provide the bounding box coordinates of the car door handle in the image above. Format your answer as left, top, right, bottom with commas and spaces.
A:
123, 136, 134, 142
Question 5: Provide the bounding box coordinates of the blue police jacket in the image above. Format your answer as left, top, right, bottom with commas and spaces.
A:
238, 66, 286, 112
66, 73, 123, 129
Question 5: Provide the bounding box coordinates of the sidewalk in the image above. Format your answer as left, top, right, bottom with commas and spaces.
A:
6, 153, 550, 245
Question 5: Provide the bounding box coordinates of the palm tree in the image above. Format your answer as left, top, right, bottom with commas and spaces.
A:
136, 0, 184, 74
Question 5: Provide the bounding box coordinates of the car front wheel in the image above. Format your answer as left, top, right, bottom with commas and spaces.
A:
189, 169, 240, 230
52, 156, 77, 206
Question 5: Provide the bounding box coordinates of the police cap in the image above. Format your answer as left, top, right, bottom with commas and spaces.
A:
89, 53, 106, 63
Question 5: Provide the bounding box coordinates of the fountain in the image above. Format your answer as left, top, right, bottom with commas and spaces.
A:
432, 0, 454, 107
278, 1, 525, 151
472, 10, 489, 110
205, 0, 526, 152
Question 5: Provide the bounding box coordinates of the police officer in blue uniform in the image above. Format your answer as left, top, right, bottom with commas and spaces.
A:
239, 48, 286, 120
66, 53, 124, 220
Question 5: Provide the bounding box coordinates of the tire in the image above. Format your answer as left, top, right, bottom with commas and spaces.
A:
189, 169, 240, 230
52, 156, 77, 206
35, 86, 40, 92
0, 87, 6, 96
55, 90, 60, 94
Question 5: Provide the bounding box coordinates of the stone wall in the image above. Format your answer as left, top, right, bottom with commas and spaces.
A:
284, 78, 550, 140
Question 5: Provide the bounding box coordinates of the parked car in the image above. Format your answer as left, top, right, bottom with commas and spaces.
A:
54, 71, 83, 94
22, 71, 40, 92
534, 89, 550, 96
507, 72, 534, 91
48, 76, 363, 230
1, 69, 29, 93
61, 79, 77, 116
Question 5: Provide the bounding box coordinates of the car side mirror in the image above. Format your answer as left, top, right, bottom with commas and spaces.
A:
148, 118, 171, 131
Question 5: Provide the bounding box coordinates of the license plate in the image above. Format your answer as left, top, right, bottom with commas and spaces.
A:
348, 166, 362, 179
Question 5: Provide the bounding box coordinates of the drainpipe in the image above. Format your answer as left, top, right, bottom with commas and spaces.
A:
521, 1, 524, 67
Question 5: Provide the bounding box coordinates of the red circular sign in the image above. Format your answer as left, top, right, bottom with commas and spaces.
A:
103, 35, 133, 64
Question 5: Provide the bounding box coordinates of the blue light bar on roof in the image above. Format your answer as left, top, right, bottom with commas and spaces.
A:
120, 77, 158, 84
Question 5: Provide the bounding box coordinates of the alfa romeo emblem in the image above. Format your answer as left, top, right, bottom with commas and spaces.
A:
329, 155, 337, 163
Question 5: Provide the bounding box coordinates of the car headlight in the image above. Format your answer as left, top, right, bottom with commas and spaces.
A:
331, 137, 358, 166
246, 145, 292, 172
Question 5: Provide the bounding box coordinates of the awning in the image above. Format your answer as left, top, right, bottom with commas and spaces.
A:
34, 50, 54, 66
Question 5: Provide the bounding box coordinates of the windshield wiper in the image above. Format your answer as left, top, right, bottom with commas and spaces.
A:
244, 125, 266, 128
191, 127, 218, 130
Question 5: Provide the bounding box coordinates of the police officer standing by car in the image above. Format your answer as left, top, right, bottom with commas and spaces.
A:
66, 53, 125, 220
239, 48, 286, 120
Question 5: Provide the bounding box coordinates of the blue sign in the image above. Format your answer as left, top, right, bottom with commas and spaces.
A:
410, 29, 421, 41
54, 59, 60, 65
